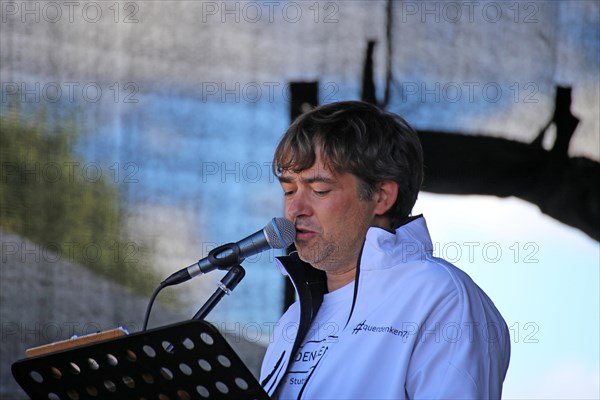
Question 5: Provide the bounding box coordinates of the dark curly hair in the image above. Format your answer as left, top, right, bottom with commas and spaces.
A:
273, 101, 424, 229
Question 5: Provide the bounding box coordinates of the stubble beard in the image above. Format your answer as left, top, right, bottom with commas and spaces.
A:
296, 238, 339, 271
296, 233, 362, 275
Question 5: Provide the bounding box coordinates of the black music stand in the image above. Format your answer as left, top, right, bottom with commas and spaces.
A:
12, 319, 269, 399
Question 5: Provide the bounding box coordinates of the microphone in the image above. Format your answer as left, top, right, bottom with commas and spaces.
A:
161, 217, 295, 287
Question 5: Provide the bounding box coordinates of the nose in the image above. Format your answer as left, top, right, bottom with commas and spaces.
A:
285, 189, 312, 222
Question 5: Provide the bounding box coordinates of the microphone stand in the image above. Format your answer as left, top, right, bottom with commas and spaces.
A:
163, 265, 246, 354
192, 265, 246, 321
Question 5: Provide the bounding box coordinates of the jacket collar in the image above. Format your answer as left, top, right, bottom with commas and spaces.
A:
361, 215, 433, 271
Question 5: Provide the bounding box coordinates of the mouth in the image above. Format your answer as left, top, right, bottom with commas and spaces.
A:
295, 226, 317, 241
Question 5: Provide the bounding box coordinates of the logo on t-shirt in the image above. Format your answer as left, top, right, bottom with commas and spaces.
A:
352, 320, 409, 338
283, 335, 336, 393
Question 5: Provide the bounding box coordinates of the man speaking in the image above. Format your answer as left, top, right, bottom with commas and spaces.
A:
260, 101, 510, 399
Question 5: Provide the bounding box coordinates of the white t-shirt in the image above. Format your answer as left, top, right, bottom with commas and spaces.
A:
275, 281, 354, 400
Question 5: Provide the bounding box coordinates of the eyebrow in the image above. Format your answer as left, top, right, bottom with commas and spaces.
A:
277, 175, 337, 185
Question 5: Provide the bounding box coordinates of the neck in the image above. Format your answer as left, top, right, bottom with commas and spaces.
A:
326, 267, 356, 292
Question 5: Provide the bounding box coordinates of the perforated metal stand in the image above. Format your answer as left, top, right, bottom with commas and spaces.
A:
12, 320, 269, 399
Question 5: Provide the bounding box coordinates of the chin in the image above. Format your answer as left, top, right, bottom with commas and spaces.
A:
296, 249, 319, 267
296, 250, 313, 264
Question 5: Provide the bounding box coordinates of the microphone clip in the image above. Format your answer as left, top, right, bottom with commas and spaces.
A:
206, 242, 242, 271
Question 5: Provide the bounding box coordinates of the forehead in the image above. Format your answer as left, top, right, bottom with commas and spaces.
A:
278, 161, 365, 193
278, 168, 337, 186
279, 151, 337, 180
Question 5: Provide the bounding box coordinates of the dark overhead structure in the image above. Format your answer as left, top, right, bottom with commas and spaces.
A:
418, 87, 599, 242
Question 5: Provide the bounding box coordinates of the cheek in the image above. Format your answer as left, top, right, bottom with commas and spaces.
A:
317, 199, 355, 228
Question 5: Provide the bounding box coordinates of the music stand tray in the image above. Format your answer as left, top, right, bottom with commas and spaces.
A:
12, 319, 269, 399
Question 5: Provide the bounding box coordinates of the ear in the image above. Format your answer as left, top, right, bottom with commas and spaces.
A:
373, 180, 398, 216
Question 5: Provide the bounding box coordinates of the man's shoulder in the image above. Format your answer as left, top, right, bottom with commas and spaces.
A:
385, 254, 468, 286
381, 255, 491, 308
420, 256, 477, 288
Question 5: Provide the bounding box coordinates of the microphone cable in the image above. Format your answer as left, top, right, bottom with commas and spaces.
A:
142, 282, 166, 331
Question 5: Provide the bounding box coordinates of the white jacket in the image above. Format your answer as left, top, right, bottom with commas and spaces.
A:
260, 216, 510, 399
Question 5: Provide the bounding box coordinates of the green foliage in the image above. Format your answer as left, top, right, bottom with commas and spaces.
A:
0, 108, 161, 296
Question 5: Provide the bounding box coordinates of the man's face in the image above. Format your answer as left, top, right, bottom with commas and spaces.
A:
278, 152, 378, 275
